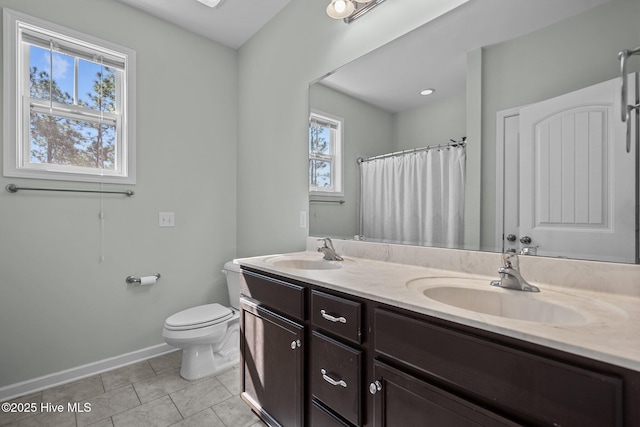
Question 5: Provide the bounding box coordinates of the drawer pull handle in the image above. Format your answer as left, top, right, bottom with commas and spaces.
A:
320, 310, 347, 324
321, 369, 347, 388
290, 339, 301, 350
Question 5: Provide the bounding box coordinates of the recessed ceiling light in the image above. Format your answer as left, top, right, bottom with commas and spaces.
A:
420, 88, 435, 96
196, 0, 224, 8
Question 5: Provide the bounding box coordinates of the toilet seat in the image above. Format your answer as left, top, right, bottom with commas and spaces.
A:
164, 303, 233, 331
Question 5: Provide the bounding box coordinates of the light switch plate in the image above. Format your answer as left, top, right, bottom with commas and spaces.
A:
159, 212, 175, 227
299, 211, 307, 228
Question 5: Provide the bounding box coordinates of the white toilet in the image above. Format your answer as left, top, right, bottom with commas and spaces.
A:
162, 261, 241, 380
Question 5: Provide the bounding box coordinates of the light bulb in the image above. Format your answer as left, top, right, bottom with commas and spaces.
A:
195, 0, 224, 8
327, 0, 355, 19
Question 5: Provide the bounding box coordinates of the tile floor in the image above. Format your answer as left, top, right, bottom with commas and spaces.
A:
0, 351, 263, 427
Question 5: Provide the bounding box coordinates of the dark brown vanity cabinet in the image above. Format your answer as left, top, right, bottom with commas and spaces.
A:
240, 267, 640, 427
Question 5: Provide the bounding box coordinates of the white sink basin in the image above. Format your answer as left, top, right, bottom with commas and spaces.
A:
264, 254, 346, 270
271, 258, 342, 270
406, 277, 591, 325
423, 285, 586, 325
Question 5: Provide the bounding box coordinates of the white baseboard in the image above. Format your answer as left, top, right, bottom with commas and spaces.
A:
0, 343, 177, 402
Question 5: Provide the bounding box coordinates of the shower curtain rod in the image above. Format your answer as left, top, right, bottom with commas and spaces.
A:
357, 138, 466, 164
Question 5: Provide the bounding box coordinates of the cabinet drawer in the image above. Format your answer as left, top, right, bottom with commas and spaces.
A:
374, 308, 623, 427
240, 269, 305, 320
311, 332, 362, 426
311, 290, 361, 344
311, 400, 351, 427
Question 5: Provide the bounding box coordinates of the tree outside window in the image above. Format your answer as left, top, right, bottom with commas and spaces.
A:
29, 46, 117, 170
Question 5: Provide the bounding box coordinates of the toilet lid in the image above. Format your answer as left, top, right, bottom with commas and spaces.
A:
165, 303, 233, 330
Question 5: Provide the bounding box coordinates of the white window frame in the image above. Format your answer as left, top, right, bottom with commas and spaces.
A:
309, 110, 343, 197
3, 8, 136, 184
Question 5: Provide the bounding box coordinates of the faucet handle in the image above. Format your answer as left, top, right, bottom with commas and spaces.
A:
317, 237, 334, 250
501, 252, 519, 269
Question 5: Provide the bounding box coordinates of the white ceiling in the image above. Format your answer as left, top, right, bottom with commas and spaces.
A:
116, 0, 292, 49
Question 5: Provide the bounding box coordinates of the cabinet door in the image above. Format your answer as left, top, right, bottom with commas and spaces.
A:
240, 297, 304, 427
371, 361, 519, 427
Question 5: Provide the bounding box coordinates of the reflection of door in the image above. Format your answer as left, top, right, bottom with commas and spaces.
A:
517, 75, 635, 262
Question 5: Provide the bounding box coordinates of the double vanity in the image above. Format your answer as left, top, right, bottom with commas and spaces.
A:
236, 238, 640, 426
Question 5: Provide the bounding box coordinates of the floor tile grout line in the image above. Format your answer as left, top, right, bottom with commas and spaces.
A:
167, 393, 186, 420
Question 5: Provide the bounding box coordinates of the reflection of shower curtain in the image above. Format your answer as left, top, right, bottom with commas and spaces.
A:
359, 145, 466, 247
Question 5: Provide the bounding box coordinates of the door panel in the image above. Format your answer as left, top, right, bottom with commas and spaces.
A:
518, 75, 636, 262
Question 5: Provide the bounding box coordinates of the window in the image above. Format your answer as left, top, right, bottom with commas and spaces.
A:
3, 9, 136, 183
309, 110, 343, 196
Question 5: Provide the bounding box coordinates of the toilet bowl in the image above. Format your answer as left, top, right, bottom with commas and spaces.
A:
162, 261, 241, 380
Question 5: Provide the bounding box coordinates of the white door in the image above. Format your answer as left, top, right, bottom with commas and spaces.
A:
518, 75, 636, 263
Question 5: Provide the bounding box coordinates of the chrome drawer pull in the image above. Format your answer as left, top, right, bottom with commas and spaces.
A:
320, 309, 347, 324
321, 369, 347, 388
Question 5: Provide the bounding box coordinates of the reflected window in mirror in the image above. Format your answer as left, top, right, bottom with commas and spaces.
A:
309, 110, 343, 196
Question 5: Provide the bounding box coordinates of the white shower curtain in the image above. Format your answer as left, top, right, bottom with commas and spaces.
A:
359, 145, 466, 247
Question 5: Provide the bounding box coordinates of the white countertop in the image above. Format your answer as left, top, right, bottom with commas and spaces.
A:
237, 250, 640, 373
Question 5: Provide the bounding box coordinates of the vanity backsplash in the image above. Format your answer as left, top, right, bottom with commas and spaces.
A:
306, 237, 640, 297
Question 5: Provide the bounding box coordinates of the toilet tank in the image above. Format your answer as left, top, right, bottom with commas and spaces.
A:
223, 261, 241, 309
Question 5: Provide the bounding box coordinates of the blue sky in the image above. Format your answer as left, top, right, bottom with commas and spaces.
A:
30, 45, 106, 107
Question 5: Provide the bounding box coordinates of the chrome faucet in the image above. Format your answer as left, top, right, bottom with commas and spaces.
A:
317, 237, 343, 261
490, 253, 539, 292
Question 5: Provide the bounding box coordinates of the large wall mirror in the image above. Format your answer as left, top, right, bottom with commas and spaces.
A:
308, 0, 640, 264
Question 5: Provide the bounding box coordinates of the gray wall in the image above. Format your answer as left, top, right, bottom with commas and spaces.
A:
308, 83, 393, 239
0, 0, 238, 387
394, 90, 467, 151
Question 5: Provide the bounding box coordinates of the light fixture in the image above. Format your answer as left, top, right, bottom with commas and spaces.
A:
327, 0, 385, 22
420, 88, 436, 96
195, 0, 224, 8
